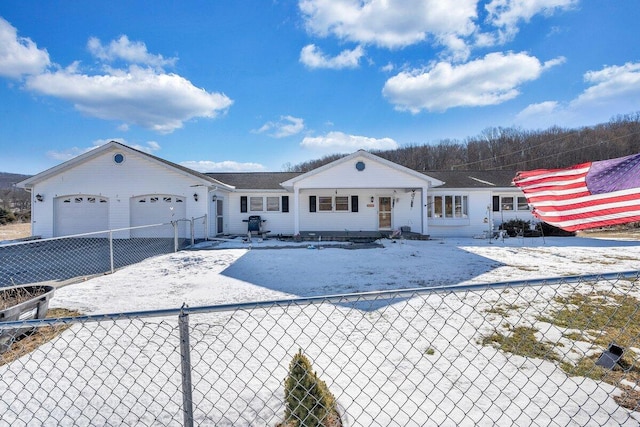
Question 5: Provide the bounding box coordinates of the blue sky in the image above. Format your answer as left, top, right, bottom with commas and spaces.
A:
1, 1, 639, 175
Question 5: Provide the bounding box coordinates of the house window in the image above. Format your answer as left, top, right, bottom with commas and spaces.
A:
335, 196, 349, 211
309, 195, 359, 212
318, 196, 333, 211
517, 196, 529, 211
445, 196, 453, 218
501, 196, 514, 211
433, 196, 443, 218
267, 197, 280, 212
250, 197, 263, 211
428, 195, 468, 218
454, 195, 467, 217
150, 197, 158, 203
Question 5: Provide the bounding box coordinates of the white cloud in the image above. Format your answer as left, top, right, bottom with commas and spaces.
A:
47, 139, 161, 161
87, 35, 177, 69
299, 0, 477, 58
300, 44, 364, 69
573, 62, 640, 107
46, 144, 101, 161
254, 115, 305, 138
0, 17, 50, 78
180, 160, 267, 173
301, 131, 398, 152
382, 52, 564, 113
26, 65, 233, 133
0, 21, 232, 133
381, 62, 394, 73
484, 0, 578, 44
515, 62, 640, 129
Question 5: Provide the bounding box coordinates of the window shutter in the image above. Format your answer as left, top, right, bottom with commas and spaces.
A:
282, 196, 289, 213
492, 195, 500, 212
351, 195, 358, 212
309, 196, 316, 213
241, 196, 247, 213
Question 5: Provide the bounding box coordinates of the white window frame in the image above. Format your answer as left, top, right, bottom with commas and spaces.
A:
266, 196, 280, 212
517, 196, 529, 211
428, 194, 468, 219
250, 197, 263, 212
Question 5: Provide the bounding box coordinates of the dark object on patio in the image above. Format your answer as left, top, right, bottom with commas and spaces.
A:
0, 284, 55, 353
595, 342, 625, 369
244, 215, 270, 237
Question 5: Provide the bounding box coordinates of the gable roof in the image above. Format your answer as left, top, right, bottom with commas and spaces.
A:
18, 141, 234, 190
280, 150, 444, 188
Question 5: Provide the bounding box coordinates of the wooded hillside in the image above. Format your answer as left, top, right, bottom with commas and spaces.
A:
286, 113, 640, 172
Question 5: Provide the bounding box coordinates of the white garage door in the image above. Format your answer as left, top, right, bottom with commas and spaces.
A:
54, 195, 109, 237
130, 195, 186, 237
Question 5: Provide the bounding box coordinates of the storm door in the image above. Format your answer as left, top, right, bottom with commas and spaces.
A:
378, 197, 392, 230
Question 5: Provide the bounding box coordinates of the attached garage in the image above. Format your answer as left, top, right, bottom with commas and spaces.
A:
130, 194, 187, 237
54, 195, 109, 237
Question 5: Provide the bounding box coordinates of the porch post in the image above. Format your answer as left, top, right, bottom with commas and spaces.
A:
421, 186, 428, 235
293, 186, 300, 235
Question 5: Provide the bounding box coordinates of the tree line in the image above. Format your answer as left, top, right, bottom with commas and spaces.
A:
284, 113, 640, 172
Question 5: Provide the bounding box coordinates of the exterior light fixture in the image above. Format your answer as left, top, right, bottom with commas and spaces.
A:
35, 194, 43, 202
370, 196, 374, 203
193, 193, 199, 202
212, 195, 217, 202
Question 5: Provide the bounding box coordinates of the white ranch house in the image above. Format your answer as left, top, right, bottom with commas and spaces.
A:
18, 141, 533, 239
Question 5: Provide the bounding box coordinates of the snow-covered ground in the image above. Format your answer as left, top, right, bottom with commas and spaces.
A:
50, 235, 640, 313
2, 235, 640, 426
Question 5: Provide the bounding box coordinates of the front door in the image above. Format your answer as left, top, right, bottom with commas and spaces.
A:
378, 197, 392, 230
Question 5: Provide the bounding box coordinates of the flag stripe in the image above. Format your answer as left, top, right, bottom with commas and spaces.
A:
534, 211, 640, 232
528, 188, 640, 208
534, 202, 640, 220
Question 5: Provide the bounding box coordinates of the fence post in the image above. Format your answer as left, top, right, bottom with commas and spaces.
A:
178, 306, 194, 427
173, 221, 178, 252
109, 230, 114, 274
190, 217, 195, 247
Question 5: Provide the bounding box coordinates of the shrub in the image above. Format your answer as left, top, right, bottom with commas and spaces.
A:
281, 350, 340, 427
498, 219, 530, 237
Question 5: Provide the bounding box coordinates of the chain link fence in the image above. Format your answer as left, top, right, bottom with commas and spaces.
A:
1, 272, 639, 426
0, 216, 208, 288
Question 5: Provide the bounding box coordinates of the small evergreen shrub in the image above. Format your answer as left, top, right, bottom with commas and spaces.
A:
0, 207, 16, 225
281, 349, 341, 427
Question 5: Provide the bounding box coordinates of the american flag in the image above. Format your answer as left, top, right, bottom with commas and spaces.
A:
513, 153, 640, 231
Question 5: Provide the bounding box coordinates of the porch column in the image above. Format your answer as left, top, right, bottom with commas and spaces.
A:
421, 186, 428, 235
293, 186, 300, 235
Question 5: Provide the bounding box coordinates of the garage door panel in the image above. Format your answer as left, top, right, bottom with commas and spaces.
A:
130, 195, 186, 238
54, 196, 109, 237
